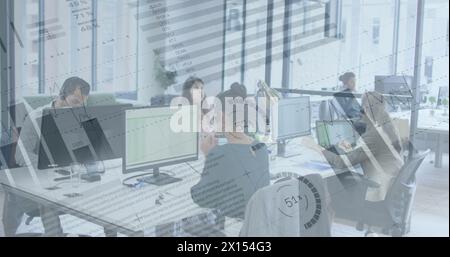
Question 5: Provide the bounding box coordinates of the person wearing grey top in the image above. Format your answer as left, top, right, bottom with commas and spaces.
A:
334, 72, 366, 135
191, 83, 270, 219
304, 91, 404, 202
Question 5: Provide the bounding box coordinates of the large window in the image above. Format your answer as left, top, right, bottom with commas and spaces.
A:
290, 0, 334, 91
8, 0, 450, 105
160, 0, 226, 97
397, 0, 449, 108
97, 1, 138, 94
13, 0, 139, 99
44, 0, 93, 93
289, 0, 397, 92
420, 0, 449, 98
223, 0, 245, 90
13, 0, 40, 98
242, 0, 268, 94
396, 0, 418, 77
267, 0, 285, 88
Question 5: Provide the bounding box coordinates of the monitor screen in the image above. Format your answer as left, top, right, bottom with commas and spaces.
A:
276, 97, 311, 140
124, 105, 198, 174
37, 104, 131, 169
316, 120, 357, 149
374, 75, 413, 95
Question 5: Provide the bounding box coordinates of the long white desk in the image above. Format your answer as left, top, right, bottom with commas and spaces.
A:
391, 108, 449, 168
0, 142, 338, 237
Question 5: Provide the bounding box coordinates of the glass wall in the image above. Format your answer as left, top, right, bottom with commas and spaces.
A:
421, 0, 449, 101
97, 0, 138, 94
13, 0, 139, 99
223, 0, 245, 90
288, 0, 397, 92
8, 0, 450, 108
13, 0, 40, 97
242, 0, 268, 94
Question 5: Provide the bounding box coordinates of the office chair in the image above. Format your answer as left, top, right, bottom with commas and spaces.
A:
319, 100, 338, 121
240, 174, 333, 237
320, 98, 367, 135
329, 98, 348, 120
334, 150, 430, 237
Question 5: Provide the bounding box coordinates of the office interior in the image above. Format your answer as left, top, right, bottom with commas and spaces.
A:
0, 0, 448, 237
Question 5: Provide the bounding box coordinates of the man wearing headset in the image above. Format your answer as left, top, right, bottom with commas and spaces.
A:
14, 77, 91, 168
3, 77, 90, 236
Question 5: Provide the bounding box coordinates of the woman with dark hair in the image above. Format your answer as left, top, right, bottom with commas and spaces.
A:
182, 76, 206, 110
339, 72, 356, 91
334, 72, 362, 119
191, 83, 270, 219
334, 72, 366, 135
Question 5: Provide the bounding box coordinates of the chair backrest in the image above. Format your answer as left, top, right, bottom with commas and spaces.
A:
319, 99, 344, 121
329, 98, 348, 120
393, 150, 430, 188
385, 150, 430, 224
241, 174, 333, 237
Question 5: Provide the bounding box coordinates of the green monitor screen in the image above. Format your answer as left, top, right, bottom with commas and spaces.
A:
315, 120, 357, 149
123, 105, 198, 174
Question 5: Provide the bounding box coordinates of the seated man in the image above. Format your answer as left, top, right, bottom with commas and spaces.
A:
334, 72, 366, 135
305, 91, 404, 202
3, 77, 90, 236
15, 77, 90, 167
191, 83, 270, 220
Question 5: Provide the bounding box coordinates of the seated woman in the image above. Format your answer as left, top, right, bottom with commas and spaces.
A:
181, 76, 209, 115
304, 91, 404, 202
190, 83, 270, 219
334, 72, 366, 135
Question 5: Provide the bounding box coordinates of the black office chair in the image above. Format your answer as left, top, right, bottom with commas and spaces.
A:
353, 150, 430, 236
241, 174, 334, 237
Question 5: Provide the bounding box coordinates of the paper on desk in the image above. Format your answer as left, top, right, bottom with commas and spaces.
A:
300, 160, 332, 171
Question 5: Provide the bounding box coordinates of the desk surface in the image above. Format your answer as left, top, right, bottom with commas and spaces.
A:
391, 108, 449, 133
0, 143, 336, 236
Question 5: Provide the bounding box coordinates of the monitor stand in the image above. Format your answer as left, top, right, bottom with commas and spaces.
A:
138, 168, 182, 186
277, 140, 302, 158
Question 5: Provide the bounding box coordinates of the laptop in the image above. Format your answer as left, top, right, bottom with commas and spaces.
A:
315, 120, 358, 155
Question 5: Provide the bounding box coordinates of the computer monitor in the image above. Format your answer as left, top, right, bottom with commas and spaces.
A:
374, 75, 413, 109
37, 104, 131, 170
123, 105, 198, 185
276, 96, 311, 140
315, 120, 358, 149
375, 76, 413, 94
275, 96, 311, 157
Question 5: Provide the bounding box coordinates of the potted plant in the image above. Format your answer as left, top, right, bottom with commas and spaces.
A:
153, 49, 177, 92
428, 96, 437, 116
